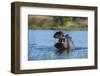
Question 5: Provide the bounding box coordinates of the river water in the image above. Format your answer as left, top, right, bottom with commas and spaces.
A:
28, 30, 88, 61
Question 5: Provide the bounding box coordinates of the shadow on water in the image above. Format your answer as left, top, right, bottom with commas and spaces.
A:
74, 47, 88, 50
56, 49, 70, 55
29, 44, 88, 50
29, 43, 87, 55
56, 47, 88, 55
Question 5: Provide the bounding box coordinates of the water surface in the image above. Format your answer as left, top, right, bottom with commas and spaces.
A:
28, 30, 88, 61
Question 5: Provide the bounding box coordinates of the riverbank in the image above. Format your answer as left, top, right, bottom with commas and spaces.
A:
29, 25, 87, 31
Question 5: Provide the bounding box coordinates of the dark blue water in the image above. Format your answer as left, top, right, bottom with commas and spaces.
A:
28, 30, 88, 61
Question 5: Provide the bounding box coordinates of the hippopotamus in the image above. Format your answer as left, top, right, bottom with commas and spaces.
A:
53, 31, 75, 50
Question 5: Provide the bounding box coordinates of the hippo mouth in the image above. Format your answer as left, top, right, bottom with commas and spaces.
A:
54, 43, 65, 49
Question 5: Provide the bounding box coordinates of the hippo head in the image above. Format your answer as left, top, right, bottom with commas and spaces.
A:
53, 31, 64, 39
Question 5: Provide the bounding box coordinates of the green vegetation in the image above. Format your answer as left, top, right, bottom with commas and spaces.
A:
29, 25, 87, 31
28, 15, 88, 31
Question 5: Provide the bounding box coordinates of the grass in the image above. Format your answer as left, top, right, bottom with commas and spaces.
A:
29, 25, 88, 31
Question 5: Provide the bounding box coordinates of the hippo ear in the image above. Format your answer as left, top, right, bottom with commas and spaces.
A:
53, 33, 56, 38
65, 34, 72, 39
53, 32, 58, 38
53, 33, 58, 38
